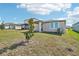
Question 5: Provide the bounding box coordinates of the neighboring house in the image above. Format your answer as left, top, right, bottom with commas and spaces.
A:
15, 24, 22, 30
4, 23, 29, 30
25, 19, 66, 33
4, 23, 22, 30
72, 22, 79, 32
21, 24, 29, 30
4, 23, 15, 29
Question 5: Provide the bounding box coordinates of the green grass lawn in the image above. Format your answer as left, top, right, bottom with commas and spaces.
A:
67, 29, 79, 41
0, 29, 79, 56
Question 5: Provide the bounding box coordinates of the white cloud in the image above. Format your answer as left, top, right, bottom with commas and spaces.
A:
72, 7, 79, 15
17, 4, 26, 8
67, 7, 79, 17
67, 7, 79, 25
17, 3, 71, 15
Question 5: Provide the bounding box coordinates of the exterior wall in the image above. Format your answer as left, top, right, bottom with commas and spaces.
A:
59, 21, 66, 33
15, 26, 21, 29
38, 22, 42, 32
42, 22, 57, 32
34, 23, 39, 31
4, 25, 15, 29
72, 23, 79, 32
34, 22, 42, 32
34, 21, 66, 32
42, 21, 66, 32
4, 25, 10, 29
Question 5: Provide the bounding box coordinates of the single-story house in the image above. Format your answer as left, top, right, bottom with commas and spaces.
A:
15, 24, 29, 30
4, 23, 22, 30
21, 24, 29, 30
15, 24, 22, 30
4, 23, 15, 29
72, 22, 79, 32
4, 23, 29, 30
24, 19, 66, 33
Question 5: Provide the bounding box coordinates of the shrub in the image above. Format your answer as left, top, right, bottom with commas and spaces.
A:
24, 18, 34, 43
0, 21, 5, 30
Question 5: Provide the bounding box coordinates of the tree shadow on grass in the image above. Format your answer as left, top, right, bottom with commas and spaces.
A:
0, 41, 27, 54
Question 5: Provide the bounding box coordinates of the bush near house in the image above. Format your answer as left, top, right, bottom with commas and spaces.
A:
0, 21, 5, 30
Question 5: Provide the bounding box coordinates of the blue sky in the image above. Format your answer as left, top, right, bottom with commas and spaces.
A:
0, 3, 79, 26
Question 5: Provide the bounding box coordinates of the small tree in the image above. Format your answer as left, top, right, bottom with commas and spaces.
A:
24, 32, 31, 43
24, 18, 34, 43
28, 18, 34, 36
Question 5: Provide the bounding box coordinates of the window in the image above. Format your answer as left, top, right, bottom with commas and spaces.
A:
55, 22, 58, 28
51, 22, 59, 29
51, 22, 54, 28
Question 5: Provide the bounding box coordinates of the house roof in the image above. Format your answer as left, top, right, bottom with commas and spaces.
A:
24, 18, 43, 23
22, 23, 28, 25
4, 23, 15, 26
24, 18, 39, 21
43, 20, 66, 23
24, 18, 39, 23
3, 22, 29, 26
34, 20, 66, 23
24, 18, 66, 24
34, 20, 43, 23
15, 24, 22, 26
4, 23, 22, 26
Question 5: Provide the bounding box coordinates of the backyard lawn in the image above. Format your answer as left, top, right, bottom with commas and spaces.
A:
0, 29, 79, 56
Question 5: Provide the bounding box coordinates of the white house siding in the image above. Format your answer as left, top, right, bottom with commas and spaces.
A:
15, 26, 21, 29
72, 23, 79, 32
4, 26, 9, 29
42, 22, 57, 32
34, 23, 39, 31
38, 22, 42, 32
59, 22, 66, 32
33, 20, 66, 32
60, 22, 65, 28
4, 25, 15, 29
42, 22, 66, 32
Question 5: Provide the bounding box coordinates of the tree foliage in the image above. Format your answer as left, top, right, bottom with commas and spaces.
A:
24, 18, 34, 43
28, 18, 34, 36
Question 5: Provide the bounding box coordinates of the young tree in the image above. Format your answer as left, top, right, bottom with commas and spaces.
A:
24, 18, 34, 43
28, 18, 34, 36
